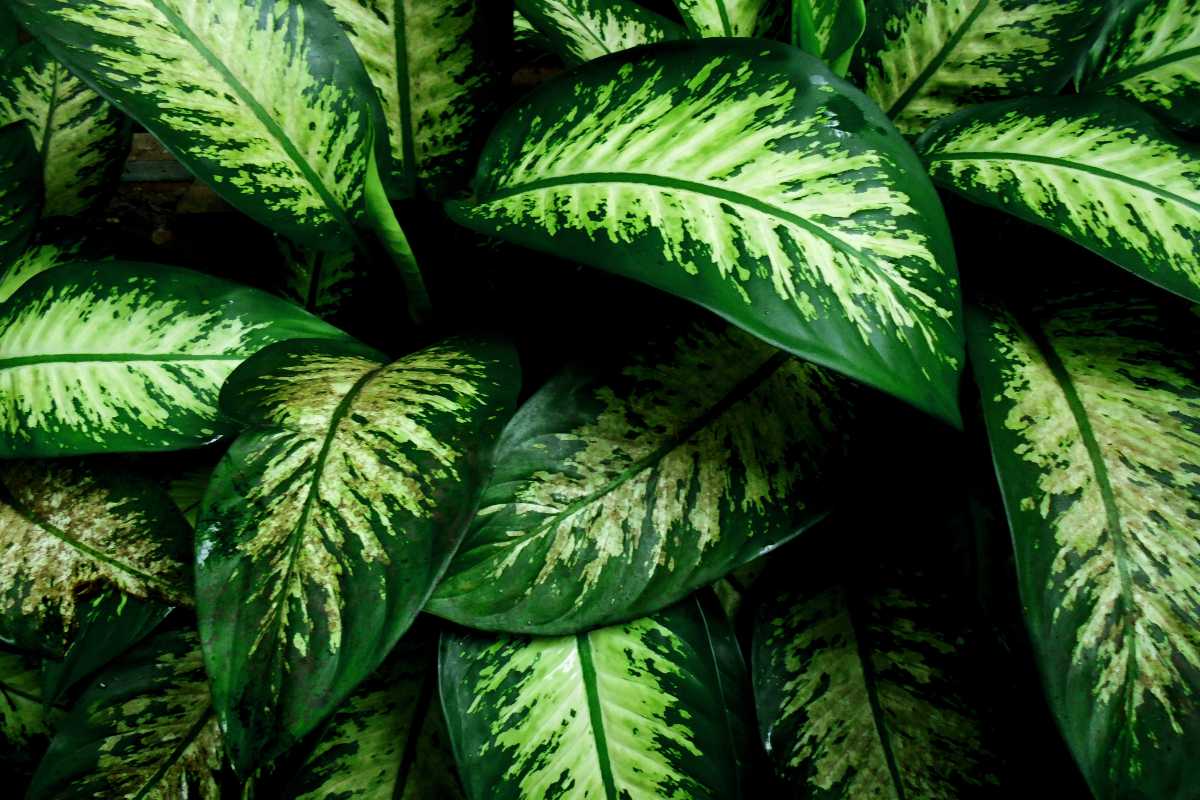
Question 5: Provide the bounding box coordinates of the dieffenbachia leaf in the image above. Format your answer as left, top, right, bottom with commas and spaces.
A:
11, 0, 380, 250
0, 41, 129, 217
1083, 0, 1200, 132
440, 595, 753, 800
0, 261, 347, 457
0, 649, 62, 777
284, 634, 463, 800
792, 0, 866, 77
428, 319, 851, 634
274, 237, 363, 320
196, 336, 519, 773
449, 39, 964, 424
26, 629, 222, 800
0, 235, 84, 303
0, 123, 40, 273
322, 0, 510, 199
0, 459, 191, 657
753, 560, 1006, 797
674, 0, 781, 36
918, 97, 1200, 304
967, 293, 1200, 798
515, 0, 686, 65
858, 0, 1110, 135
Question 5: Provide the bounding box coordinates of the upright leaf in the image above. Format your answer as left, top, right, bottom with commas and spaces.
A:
196, 336, 519, 773
674, 0, 780, 36
27, 629, 222, 800
429, 319, 851, 634
440, 596, 753, 800
919, 97, 1200, 303
0, 262, 347, 457
12, 0, 379, 249
858, 0, 1109, 135
1083, 0, 1200, 132
0, 123, 40, 273
0, 460, 190, 656
0, 42, 129, 217
792, 0, 866, 76
449, 39, 964, 424
968, 293, 1200, 799
515, 0, 686, 64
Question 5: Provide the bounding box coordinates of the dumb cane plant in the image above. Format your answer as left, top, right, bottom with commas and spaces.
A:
0, 0, 1196, 797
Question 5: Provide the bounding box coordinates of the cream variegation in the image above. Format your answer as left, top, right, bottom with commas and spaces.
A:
0, 238, 83, 303
516, 0, 685, 64
674, 0, 778, 36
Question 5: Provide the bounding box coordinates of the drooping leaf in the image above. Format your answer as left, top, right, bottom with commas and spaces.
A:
858, 0, 1110, 135
26, 629, 222, 800
0, 649, 62, 778
515, 0, 686, 65
0, 459, 190, 656
322, 0, 510, 199
429, 318, 851, 634
918, 97, 1200, 304
674, 0, 781, 36
449, 39, 964, 424
1083, 0, 1200, 132
968, 293, 1200, 799
0, 261, 347, 457
0, 235, 84, 303
283, 632, 463, 800
753, 554, 1006, 797
11, 0, 380, 250
440, 595, 753, 800
196, 336, 519, 773
0, 41, 129, 217
0, 122, 40, 273
791, 0, 866, 76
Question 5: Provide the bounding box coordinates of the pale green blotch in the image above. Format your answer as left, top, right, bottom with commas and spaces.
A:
530, 0, 675, 63
674, 0, 774, 37
0, 240, 83, 303
1090, 0, 1200, 116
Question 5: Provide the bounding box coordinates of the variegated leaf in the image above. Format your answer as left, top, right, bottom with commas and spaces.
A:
674, 0, 781, 36
515, 0, 686, 65
449, 39, 964, 424
12, 0, 380, 250
27, 629, 222, 800
284, 633, 463, 800
0, 262, 347, 457
858, 0, 1109, 135
322, 0, 510, 199
0, 235, 84, 303
0, 649, 62, 777
0, 41, 129, 217
967, 293, 1200, 799
0, 459, 190, 657
274, 237, 362, 319
428, 318, 851, 634
440, 596, 753, 800
1084, 0, 1200, 132
753, 558, 1006, 797
792, 0, 866, 76
919, 97, 1200, 304
0, 123, 40, 273
196, 336, 519, 773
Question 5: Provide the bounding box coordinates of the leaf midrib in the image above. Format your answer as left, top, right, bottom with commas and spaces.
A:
885, 0, 989, 120
1091, 45, 1200, 92
393, 0, 416, 185
131, 705, 214, 800
846, 587, 907, 800
576, 631, 619, 800
0, 353, 247, 370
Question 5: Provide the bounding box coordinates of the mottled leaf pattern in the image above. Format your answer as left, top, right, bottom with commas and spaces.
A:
919, 97, 1200, 303
12, 0, 379, 249
515, 0, 686, 64
859, 0, 1109, 134
0, 460, 190, 656
0, 262, 347, 457
0, 236, 84, 303
440, 596, 753, 800
674, 0, 779, 36
450, 40, 963, 424
0, 41, 129, 217
792, 0, 867, 76
27, 629, 222, 800
196, 336, 518, 773
429, 319, 851, 634
968, 294, 1200, 798
0, 123, 40, 273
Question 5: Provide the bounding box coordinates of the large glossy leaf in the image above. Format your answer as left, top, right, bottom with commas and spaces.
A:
0, 235, 84, 303
967, 293, 1200, 799
919, 97, 1200, 304
753, 556, 1006, 797
515, 0, 686, 64
449, 39, 963, 424
0, 261, 347, 457
858, 0, 1109, 135
284, 633, 463, 800
0, 123, 40, 273
0, 459, 190, 656
26, 629, 222, 800
428, 318, 851, 634
1083, 0, 1200, 132
792, 0, 866, 76
196, 336, 519, 773
12, 0, 379, 250
0, 649, 62, 778
440, 595, 753, 800
322, 0, 510, 199
674, 0, 780, 36
0, 42, 129, 217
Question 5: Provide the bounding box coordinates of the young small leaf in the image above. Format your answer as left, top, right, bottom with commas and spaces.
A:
516, 0, 686, 64
792, 0, 867, 76
674, 0, 781, 36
